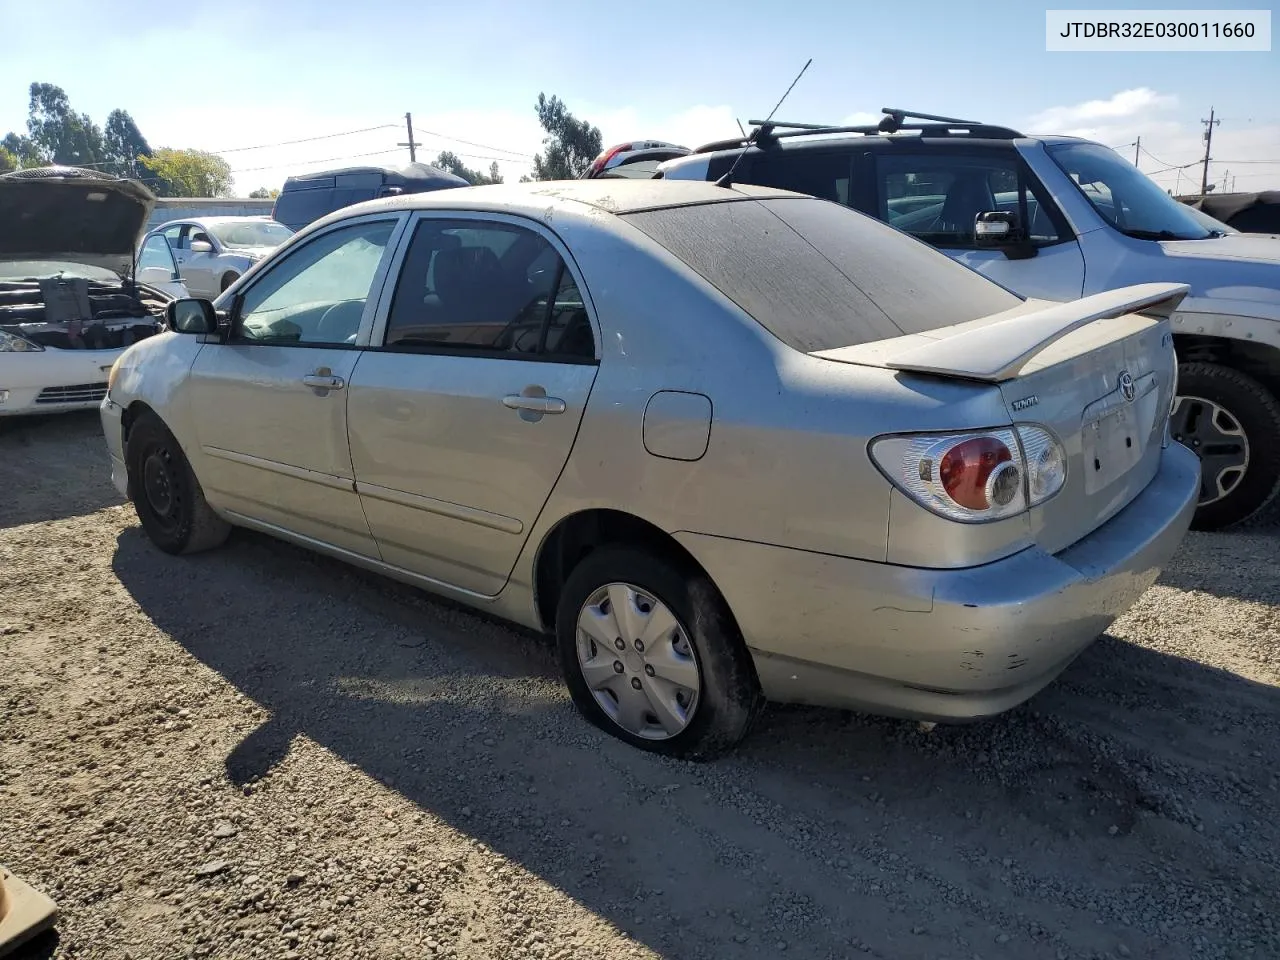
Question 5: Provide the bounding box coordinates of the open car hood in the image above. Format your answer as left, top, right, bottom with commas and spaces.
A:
0, 167, 156, 278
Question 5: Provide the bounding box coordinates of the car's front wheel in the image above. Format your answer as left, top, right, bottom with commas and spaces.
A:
1172, 361, 1280, 531
555, 545, 763, 759
125, 411, 230, 555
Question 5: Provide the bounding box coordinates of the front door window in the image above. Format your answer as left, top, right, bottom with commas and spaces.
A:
233, 220, 397, 346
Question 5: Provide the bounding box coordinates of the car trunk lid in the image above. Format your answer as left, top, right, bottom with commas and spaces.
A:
815, 283, 1188, 552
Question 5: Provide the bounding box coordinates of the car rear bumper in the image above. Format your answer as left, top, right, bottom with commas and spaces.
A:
675, 441, 1200, 722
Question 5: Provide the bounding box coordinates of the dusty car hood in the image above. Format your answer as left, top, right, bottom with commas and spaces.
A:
1161, 234, 1280, 265
233, 245, 277, 260
1149, 235, 1280, 315
0, 168, 156, 278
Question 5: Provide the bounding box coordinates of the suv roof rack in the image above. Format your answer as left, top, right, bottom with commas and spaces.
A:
692, 107, 1024, 154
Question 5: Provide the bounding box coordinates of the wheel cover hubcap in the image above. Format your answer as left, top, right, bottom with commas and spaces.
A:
1170, 394, 1250, 506
142, 449, 178, 524
575, 583, 701, 740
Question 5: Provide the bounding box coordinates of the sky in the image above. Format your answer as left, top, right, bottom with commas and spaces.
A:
1, 0, 1277, 197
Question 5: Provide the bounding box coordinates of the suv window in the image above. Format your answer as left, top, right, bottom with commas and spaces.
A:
746, 150, 853, 206
233, 219, 396, 345
876, 154, 1065, 247
624, 197, 1020, 353
382, 219, 594, 360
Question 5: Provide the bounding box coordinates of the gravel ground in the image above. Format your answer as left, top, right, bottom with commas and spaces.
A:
2, 411, 1278, 960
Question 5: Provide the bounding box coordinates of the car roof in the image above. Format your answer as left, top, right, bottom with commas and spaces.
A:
308, 179, 800, 230
155, 216, 275, 227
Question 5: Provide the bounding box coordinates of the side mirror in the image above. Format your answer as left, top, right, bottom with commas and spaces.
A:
189, 240, 214, 254
167, 298, 219, 335
974, 211, 1037, 260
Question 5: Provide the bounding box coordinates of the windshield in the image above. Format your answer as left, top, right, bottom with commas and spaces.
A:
1181, 204, 1236, 235
1048, 141, 1212, 241
0, 259, 119, 282
209, 220, 294, 249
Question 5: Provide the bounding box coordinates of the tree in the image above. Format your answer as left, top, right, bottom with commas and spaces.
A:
0, 146, 16, 173
248, 187, 280, 199
25, 82, 104, 167
433, 151, 503, 185
1, 131, 43, 167
102, 109, 152, 178
530, 94, 602, 181
139, 148, 233, 197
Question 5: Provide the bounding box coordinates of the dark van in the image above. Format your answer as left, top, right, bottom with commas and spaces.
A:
271, 162, 468, 232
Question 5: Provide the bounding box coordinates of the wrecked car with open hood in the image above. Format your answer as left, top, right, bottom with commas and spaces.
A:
0, 166, 181, 416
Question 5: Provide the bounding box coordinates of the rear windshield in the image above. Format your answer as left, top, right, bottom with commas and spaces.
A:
623, 196, 1021, 352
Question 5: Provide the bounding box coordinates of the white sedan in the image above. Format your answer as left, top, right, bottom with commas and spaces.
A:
147, 217, 293, 298
1, 166, 177, 417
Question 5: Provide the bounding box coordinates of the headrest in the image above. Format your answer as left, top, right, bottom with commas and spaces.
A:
433, 245, 501, 304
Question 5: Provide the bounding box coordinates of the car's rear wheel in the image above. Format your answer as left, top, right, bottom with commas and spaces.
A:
220, 272, 239, 292
555, 545, 763, 759
125, 412, 230, 555
1172, 362, 1280, 531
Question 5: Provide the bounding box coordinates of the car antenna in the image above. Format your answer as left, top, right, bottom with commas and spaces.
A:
716, 58, 812, 188
735, 118, 747, 138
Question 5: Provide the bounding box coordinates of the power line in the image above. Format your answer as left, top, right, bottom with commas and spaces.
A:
1145, 160, 1202, 175
230, 148, 403, 174
213, 124, 400, 154
411, 126, 534, 159
1139, 144, 1195, 169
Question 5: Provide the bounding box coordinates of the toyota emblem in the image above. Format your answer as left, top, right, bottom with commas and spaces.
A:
1118, 370, 1136, 402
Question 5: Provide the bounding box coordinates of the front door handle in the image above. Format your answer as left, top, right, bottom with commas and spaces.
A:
503, 394, 565, 415
303, 369, 346, 391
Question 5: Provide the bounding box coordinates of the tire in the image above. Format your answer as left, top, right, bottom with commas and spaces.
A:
125, 411, 230, 555
220, 272, 239, 293
555, 545, 763, 759
1172, 361, 1280, 531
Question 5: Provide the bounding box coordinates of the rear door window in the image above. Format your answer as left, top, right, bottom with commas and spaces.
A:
380, 218, 595, 361
745, 150, 854, 206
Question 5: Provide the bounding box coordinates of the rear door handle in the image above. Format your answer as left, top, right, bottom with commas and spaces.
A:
303, 373, 346, 390
503, 394, 565, 415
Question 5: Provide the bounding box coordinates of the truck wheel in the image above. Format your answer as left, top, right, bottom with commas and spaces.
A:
125, 411, 231, 555
1171, 362, 1280, 531
555, 545, 764, 759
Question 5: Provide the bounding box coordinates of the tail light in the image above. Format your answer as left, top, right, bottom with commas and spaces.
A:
585, 143, 632, 178
870, 425, 1066, 523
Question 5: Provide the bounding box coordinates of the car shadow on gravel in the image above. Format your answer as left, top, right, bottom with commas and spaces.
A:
0, 411, 122, 529
110, 524, 1280, 960
1156, 527, 1280, 604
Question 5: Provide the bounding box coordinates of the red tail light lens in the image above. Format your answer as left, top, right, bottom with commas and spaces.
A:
586, 144, 631, 178
938, 436, 1013, 509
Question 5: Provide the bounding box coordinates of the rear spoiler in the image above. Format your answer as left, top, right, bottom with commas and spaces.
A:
885, 283, 1189, 383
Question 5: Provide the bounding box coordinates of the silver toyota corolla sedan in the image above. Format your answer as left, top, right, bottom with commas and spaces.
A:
100, 180, 1200, 758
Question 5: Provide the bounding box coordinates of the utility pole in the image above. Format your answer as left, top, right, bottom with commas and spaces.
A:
398, 112, 421, 163
1134, 136, 1141, 167
1199, 107, 1219, 197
